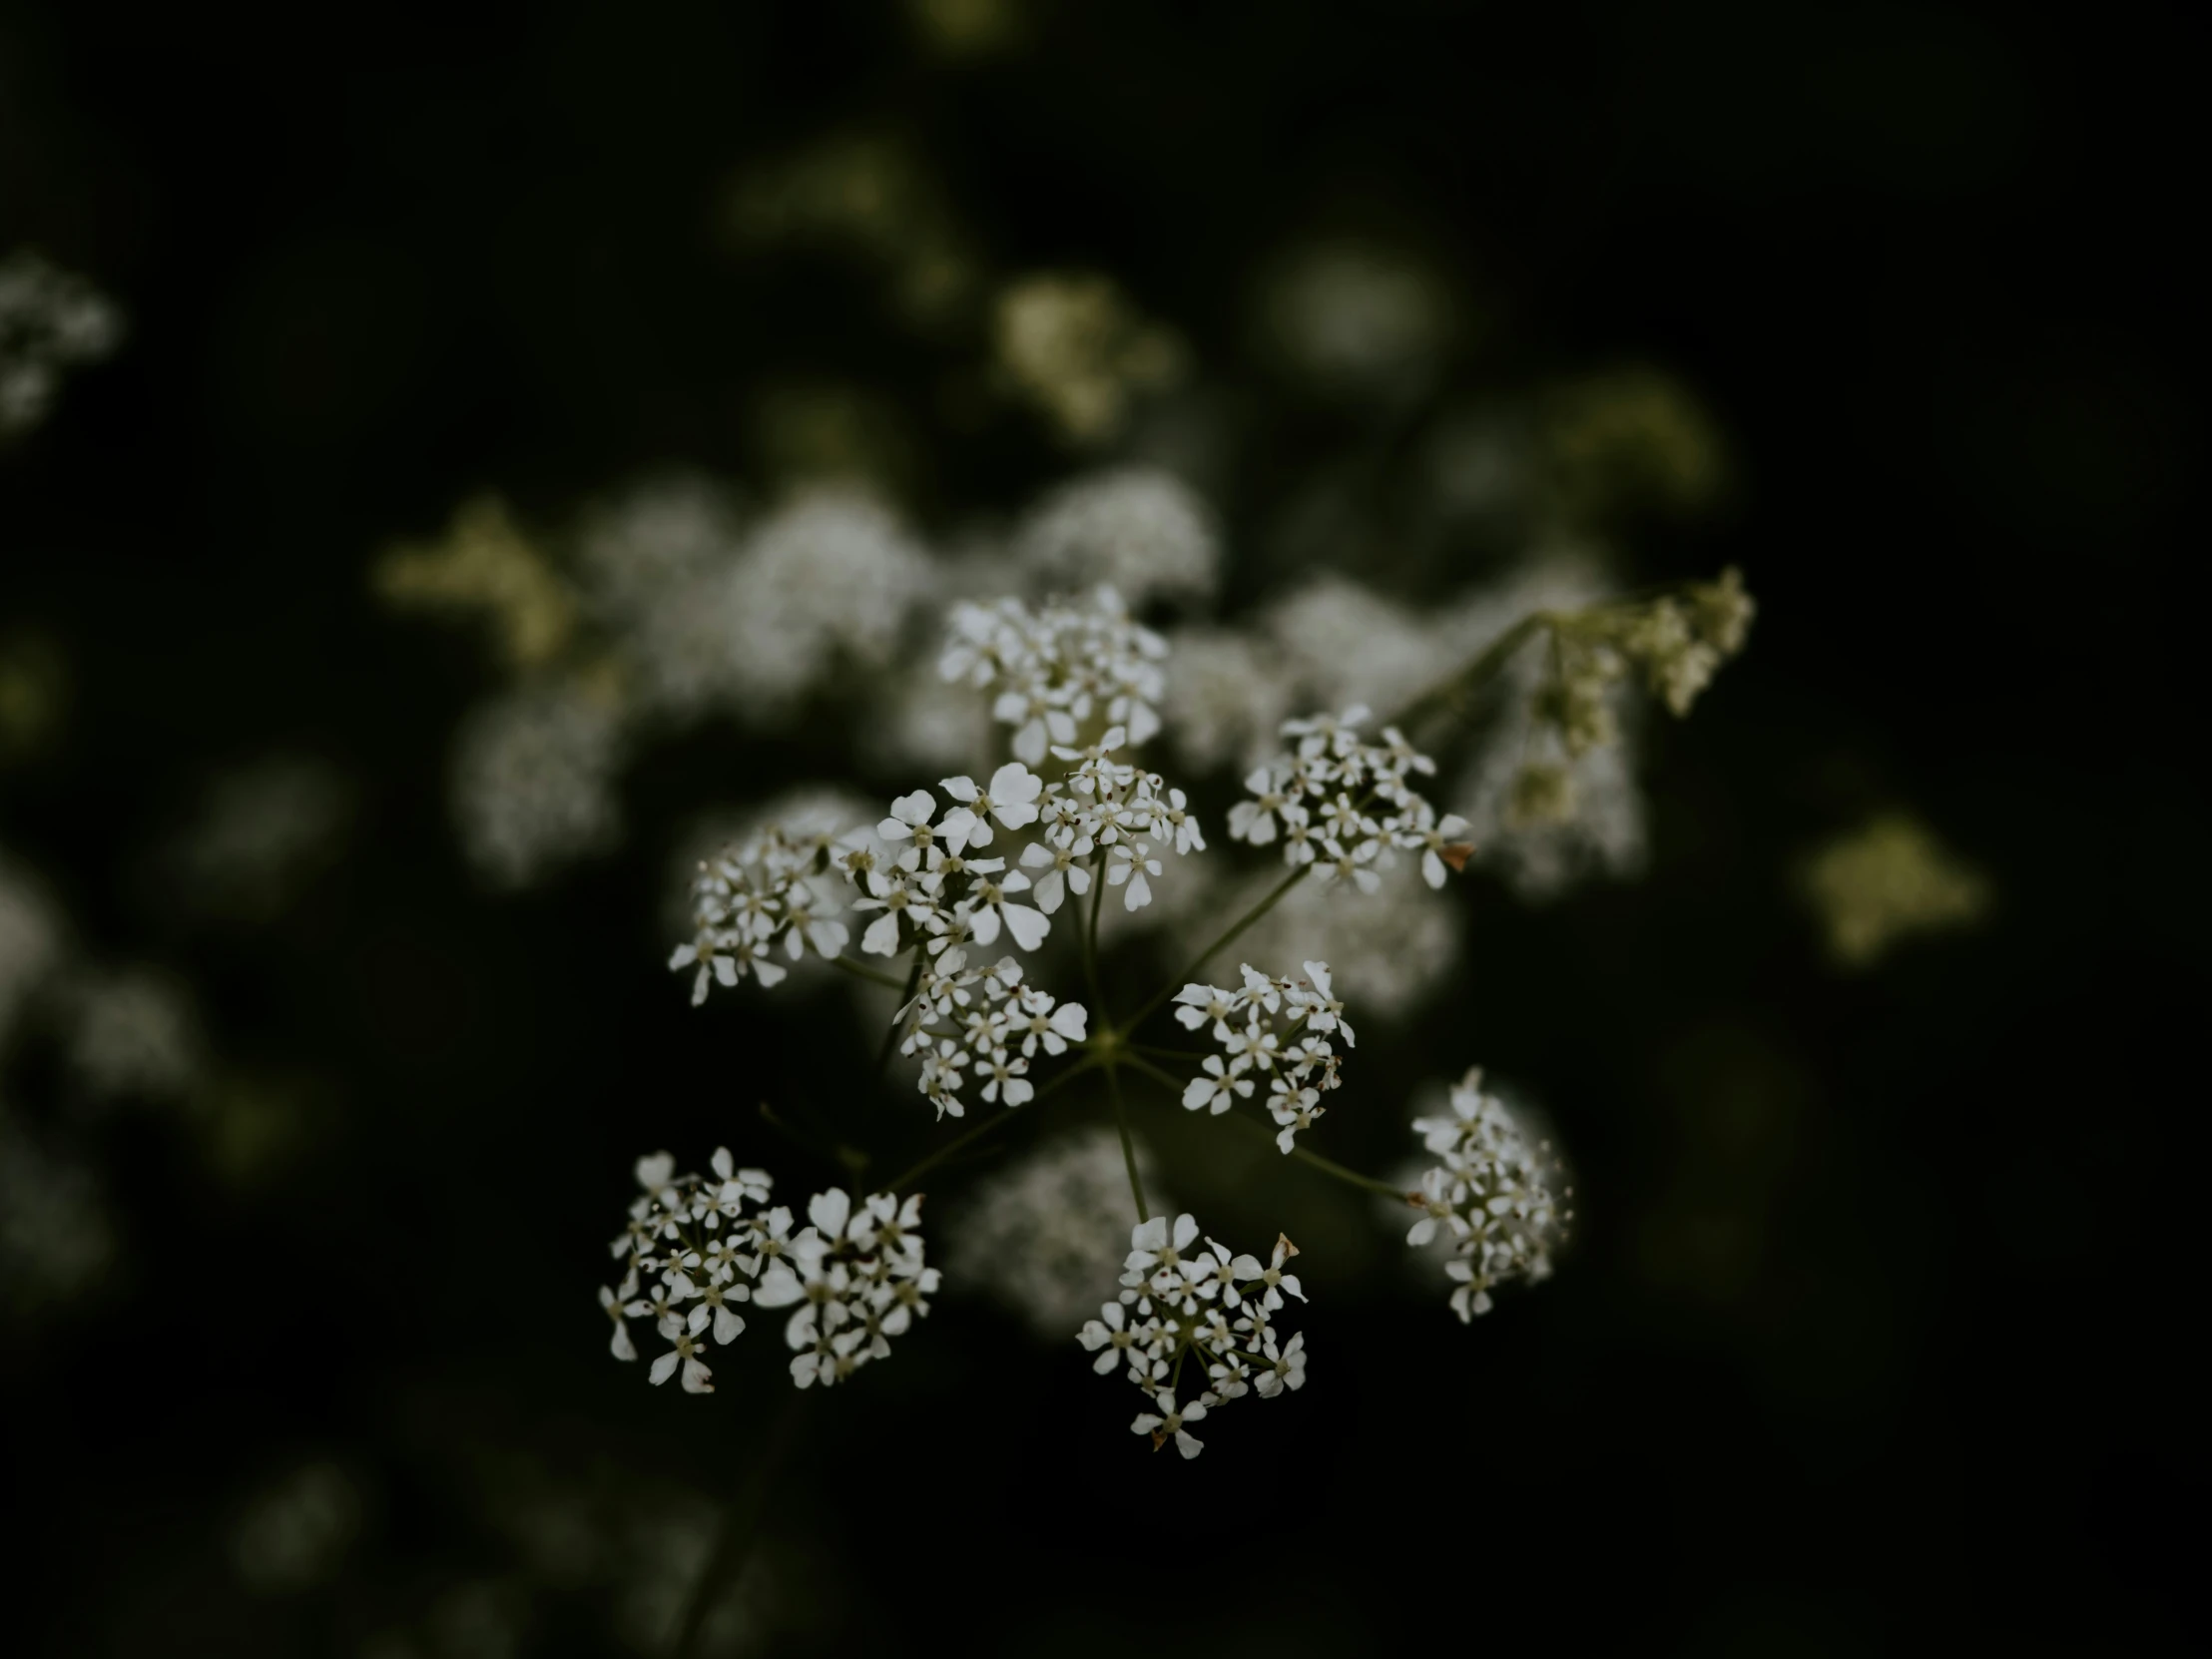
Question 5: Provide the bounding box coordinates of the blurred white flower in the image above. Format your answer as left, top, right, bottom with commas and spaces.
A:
232, 1461, 361, 1594
632, 487, 935, 724
944, 1127, 1161, 1337
451, 683, 628, 888
1013, 466, 1221, 607
0, 1109, 112, 1312
163, 755, 354, 923
60, 968, 202, 1102
1256, 241, 1453, 401
0, 250, 124, 438
0, 854, 64, 1051
574, 472, 748, 627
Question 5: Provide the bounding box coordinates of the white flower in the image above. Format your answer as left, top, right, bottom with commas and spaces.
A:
880, 789, 955, 864
1130, 1388, 1207, 1458
1253, 1234, 1305, 1309
1078, 1301, 1138, 1374
1104, 839, 1162, 911
600, 1285, 638, 1361
1016, 839, 1090, 913
1253, 1331, 1307, 1398
1181, 1055, 1251, 1115
650, 1314, 716, 1393
938, 762, 1044, 848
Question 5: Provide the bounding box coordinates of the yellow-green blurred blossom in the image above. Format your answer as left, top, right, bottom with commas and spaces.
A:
0, 633, 67, 764
1804, 813, 1991, 967
992, 273, 1184, 446
905, 0, 1026, 55
728, 133, 976, 324
374, 495, 578, 673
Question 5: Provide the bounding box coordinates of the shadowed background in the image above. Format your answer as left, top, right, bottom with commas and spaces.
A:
1, 2, 2202, 1653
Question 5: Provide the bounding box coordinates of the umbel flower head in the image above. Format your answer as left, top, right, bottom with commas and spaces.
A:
604, 555, 1756, 1463
1174, 960, 1349, 1152
1078, 1212, 1309, 1458
601, 1150, 938, 1394
1406, 1069, 1571, 1321
1229, 706, 1472, 891
940, 585, 1168, 764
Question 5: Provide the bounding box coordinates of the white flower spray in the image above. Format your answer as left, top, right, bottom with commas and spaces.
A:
607, 532, 1749, 1475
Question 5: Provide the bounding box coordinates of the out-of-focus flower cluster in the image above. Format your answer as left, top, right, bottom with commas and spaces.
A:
1078, 1213, 1308, 1458
945, 1127, 1163, 1337
1802, 812, 1990, 968
603, 1151, 939, 1394
897, 950, 1087, 1119
378, 478, 936, 888
1011, 468, 1219, 609
991, 273, 1184, 446
1174, 961, 1350, 1152
1406, 1068, 1570, 1321
0, 249, 124, 439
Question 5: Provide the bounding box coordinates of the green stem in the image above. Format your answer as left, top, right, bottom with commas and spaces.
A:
1384, 612, 1551, 738
1081, 853, 1108, 1017
830, 954, 907, 990
1106, 1062, 1149, 1223
1119, 1052, 1410, 1203
1125, 863, 1310, 1031
885, 1051, 1103, 1193
875, 950, 924, 1076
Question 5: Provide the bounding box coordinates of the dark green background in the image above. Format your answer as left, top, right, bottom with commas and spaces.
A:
2, 2, 2200, 1652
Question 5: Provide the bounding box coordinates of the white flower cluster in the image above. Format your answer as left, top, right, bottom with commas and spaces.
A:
675, 742, 1213, 1119
940, 586, 1168, 764
1406, 1069, 1569, 1321
1173, 961, 1349, 1152
895, 949, 1087, 1119
603, 1151, 938, 1393
671, 817, 853, 1003
1228, 707, 1474, 892
1078, 1213, 1308, 1458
